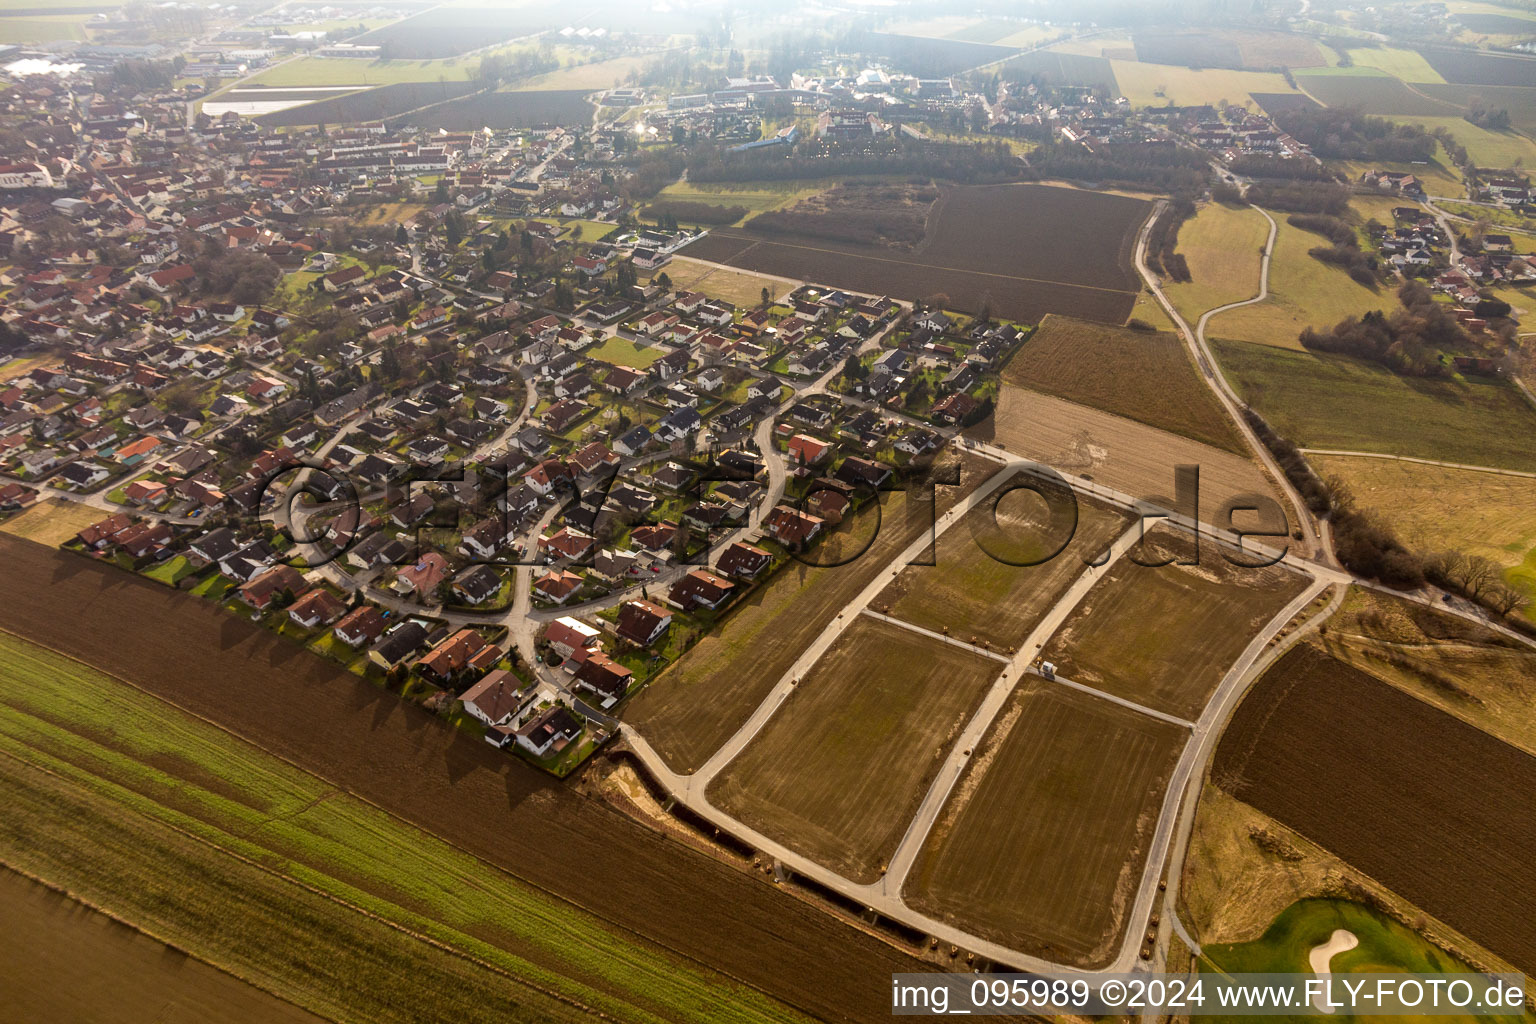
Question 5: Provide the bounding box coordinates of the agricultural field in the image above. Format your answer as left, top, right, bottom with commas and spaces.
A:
1250, 91, 1323, 116
1109, 60, 1299, 108
876, 481, 1133, 651
243, 55, 484, 87
0, 13, 91, 41
1310, 454, 1536, 593
1040, 527, 1311, 720
1417, 46, 1536, 87
414, 88, 594, 129
707, 617, 999, 884
625, 454, 999, 774
1294, 68, 1462, 116
1343, 46, 1448, 83
256, 80, 478, 127
1403, 115, 1536, 169
1204, 216, 1390, 349
1, 868, 325, 1024
655, 180, 827, 225
0, 631, 806, 1024
0, 536, 926, 1024
0, 500, 102, 546
855, 33, 1020, 77
1126, 286, 1178, 330
1162, 201, 1269, 325
683, 183, 1147, 324
1133, 30, 1247, 68
1419, 83, 1536, 137
1318, 588, 1536, 755
999, 315, 1246, 453
655, 257, 785, 307
353, 5, 554, 59
514, 53, 658, 92
904, 679, 1186, 967
1215, 641, 1536, 973
997, 49, 1119, 91
968, 387, 1290, 536
1213, 339, 1536, 472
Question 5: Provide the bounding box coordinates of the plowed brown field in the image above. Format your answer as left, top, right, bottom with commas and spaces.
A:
1215, 642, 1536, 973
968, 386, 1293, 538
904, 679, 1186, 968
0, 536, 927, 1023
681, 183, 1146, 324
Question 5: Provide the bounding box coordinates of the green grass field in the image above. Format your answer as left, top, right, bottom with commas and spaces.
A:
0, 633, 808, 1024
1163, 201, 1269, 325
1213, 339, 1536, 471
1405, 116, 1536, 171
587, 336, 662, 368
0, 14, 90, 42
1342, 46, 1447, 83
654, 181, 827, 226
1206, 216, 1388, 349
1202, 899, 1513, 1024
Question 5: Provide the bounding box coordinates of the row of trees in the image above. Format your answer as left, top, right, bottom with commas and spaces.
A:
1246, 409, 1528, 619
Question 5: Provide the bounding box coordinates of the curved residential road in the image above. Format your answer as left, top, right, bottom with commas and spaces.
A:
1134, 200, 1327, 563
623, 442, 1340, 978
1298, 448, 1536, 480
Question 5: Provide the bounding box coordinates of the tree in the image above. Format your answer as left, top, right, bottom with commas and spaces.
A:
760, 286, 770, 306
396, 224, 409, 245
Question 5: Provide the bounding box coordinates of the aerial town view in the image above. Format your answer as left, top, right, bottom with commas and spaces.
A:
1, 0, 1535, 1019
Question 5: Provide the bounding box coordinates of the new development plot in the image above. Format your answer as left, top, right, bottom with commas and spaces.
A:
968, 387, 1292, 535
1214, 339, 1536, 471
1000, 315, 1246, 453
1215, 642, 1536, 973
1040, 527, 1310, 719
625, 454, 999, 773
876, 481, 1132, 652
683, 183, 1147, 324
707, 617, 999, 884
904, 679, 1186, 967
